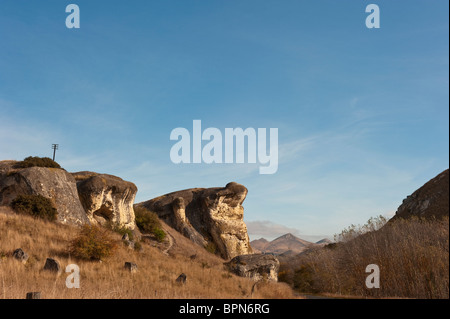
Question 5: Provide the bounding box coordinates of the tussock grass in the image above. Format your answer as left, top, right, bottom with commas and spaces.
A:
0, 206, 296, 299
280, 216, 449, 299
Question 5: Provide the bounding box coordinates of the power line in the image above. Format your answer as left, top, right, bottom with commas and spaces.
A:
52, 144, 59, 161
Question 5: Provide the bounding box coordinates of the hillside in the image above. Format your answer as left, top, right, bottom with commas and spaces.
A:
0, 206, 296, 299
278, 169, 450, 299
250, 238, 270, 253
392, 169, 449, 220
315, 238, 332, 245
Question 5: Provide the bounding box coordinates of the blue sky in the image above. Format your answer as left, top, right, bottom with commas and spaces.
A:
0, 1, 448, 241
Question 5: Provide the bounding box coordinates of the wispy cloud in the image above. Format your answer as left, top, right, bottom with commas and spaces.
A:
246, 220, 302, 240
246, 220, 332, 242
0, 116, 56, 160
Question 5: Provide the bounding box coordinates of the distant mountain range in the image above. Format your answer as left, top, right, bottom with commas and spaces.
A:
250, 233, 332, 256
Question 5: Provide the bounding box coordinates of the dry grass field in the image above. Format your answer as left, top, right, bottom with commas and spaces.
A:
0, 206, 297, 299
279, 216, 449, 299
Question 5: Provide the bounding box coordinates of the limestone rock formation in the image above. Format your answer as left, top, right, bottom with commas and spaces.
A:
392, 169, 449, 220
224, 254, 280, 282
0, 160, 89, 225
137, 182, 252, 259
72, 171, 137, 230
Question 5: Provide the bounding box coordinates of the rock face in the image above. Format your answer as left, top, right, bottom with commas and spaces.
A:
0, 161, 89, 225
137, 182, 252, 259
73, 171, 137, 230
392, 169, 449, 220
224, 254, 280, 282
0, 161, 138, 229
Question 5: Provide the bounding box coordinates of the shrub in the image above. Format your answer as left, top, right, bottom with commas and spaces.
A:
134, 205, 166, 242
292, 264, 317, 293
15, 156, 61, 169
205, 241, 217, 255
11, 194, 58, 221
112, 225, 134, 241
133, 241, 142, 251
69, 225, 117, 261
153, 227, 166, 243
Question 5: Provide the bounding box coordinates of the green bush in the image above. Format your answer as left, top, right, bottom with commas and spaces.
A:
11, 194, 58, 221
134, 205, 166, 242
69, 225, 117, 261
112, 225, 134, 241
153, 228, 166, 243
15, 156, 61, 169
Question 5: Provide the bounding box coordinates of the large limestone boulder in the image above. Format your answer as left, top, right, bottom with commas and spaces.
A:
137, 182, 252, 259
392, 169, 449, 220
0, 160, 88, 225
224, 254, 280, 282
73, 171, 137, 229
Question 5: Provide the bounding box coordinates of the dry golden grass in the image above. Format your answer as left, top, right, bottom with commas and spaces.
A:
280, 216, 449, 299
0, 206, 297, 299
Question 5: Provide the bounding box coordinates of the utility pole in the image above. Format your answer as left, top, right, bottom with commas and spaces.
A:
52, 144, 59, 161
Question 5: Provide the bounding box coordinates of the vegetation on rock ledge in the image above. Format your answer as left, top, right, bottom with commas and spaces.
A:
11, 194, 58, 221
15, 156, 61, 169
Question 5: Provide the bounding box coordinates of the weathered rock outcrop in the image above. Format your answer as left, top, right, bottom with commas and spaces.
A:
73, 171, 137, 229
224, 254, 280, 282
0, 161, 88, 225
392, 169, 449, 220
137, 182, 252, 259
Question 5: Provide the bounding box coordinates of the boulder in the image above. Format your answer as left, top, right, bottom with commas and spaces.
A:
43, 258, 61, 273
176, 273, 187, 284
224, 254, 280, 282
0, 161, 89, 226
26, 292, 41, 299
12, 248, 29, 263
73, 172, 137, 230
392, 169, 449, 220
137, 182, 252, 259
124, 262, 138, 273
